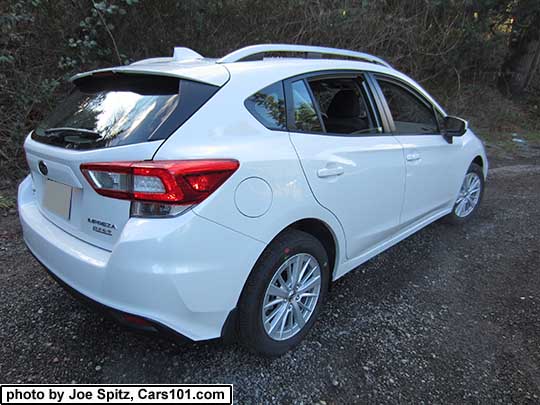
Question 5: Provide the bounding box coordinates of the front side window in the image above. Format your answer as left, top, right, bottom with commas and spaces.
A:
377, 79, 439, 134
291, 80, 323, 132
245, 82, 286, 130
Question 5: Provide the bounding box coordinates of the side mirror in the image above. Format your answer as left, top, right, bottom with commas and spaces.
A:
442, 116, 468, 143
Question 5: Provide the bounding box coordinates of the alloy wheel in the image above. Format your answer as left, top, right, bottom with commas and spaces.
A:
262, 253, 322, 341
455, 172, 482, 218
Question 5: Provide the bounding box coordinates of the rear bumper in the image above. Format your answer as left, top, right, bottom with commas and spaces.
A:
31, 250, 193, 343
18, 175, 265, 341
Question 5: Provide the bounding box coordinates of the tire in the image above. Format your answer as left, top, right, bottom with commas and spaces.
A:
237, 229, 330, 357
445, 163, 485, 224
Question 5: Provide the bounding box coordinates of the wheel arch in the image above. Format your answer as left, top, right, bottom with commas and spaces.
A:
248, 216, 342, 286
285, 218, 339, 278
472, 155, 484, 169
471, 154, 489, 179
222, 217, 341, 341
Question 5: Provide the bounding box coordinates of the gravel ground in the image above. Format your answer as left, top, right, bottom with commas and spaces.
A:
1, 160, 539, 403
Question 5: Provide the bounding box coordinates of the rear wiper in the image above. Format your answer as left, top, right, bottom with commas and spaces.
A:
44, 127, 100, 138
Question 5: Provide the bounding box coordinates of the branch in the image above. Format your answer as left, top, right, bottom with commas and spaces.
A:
91, 1, 122, 65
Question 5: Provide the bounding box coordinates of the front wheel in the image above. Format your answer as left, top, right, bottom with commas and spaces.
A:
237, 230, 330, 357
445, 163, 485, 224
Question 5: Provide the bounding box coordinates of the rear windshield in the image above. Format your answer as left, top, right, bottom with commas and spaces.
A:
32, 73, 218, 150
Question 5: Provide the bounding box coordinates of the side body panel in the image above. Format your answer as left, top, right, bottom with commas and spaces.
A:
153, 64, 348, 271
158, 62, 488, 282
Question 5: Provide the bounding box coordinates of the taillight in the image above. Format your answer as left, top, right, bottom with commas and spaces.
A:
80, 160, 239, 217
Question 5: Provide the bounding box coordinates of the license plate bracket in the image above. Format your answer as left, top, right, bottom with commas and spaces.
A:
43, 179, 72, 220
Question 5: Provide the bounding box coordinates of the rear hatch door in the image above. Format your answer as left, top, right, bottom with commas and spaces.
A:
25, 140, 160, 251
24, 72, 223, 250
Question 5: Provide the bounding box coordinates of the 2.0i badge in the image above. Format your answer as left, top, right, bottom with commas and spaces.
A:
87, 218, 117, 236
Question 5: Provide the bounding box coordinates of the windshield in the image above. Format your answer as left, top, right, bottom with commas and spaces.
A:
32, 73, 217, 150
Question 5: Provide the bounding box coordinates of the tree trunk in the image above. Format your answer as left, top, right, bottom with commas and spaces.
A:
498, 12, 540, 95
523, 39, 540, 90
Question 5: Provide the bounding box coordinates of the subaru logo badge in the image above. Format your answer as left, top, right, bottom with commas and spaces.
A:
38, 160, 48, 176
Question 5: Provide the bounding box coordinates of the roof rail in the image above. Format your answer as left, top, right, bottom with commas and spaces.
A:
217, 44, 391, 68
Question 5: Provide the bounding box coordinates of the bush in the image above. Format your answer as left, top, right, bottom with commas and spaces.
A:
0, 0, 538, 180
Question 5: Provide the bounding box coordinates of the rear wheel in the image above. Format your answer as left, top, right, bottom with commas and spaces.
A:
446, 163, 484, 224
237, 230, 330, 357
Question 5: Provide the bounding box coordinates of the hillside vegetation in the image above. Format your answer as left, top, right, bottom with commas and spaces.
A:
1, 0, 539, 179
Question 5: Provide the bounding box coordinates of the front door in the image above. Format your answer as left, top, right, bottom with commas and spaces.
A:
373, 76, 464, 227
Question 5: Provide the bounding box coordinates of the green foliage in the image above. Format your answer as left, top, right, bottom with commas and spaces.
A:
0, 195, 15, 210
0, 0, 539, 180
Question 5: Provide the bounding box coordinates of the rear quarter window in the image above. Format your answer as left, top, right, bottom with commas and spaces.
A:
244, 82, 287, 130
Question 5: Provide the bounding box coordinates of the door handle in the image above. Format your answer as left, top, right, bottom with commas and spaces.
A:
406, 153, 421, 162
317, 166, 344, 178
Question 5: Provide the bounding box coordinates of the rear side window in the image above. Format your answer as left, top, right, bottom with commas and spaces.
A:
290, 80, 323, 132
32, 73, 218, 150
377, 79, 439, 134
245, 82, 286, 130
308, 77, 378, 135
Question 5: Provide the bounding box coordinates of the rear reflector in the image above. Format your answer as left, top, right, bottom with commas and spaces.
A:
130, 201, 191, 218
81, 160, 239, 205
121, 314, 155, 330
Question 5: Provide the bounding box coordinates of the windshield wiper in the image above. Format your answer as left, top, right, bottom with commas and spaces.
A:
44, 127, 100, 138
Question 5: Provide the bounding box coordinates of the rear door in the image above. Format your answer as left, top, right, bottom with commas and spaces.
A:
372, 75, 463, 226
24, 73, 220, 251
287, 71, 405, 260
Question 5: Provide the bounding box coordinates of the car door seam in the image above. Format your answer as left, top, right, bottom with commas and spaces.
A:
192, 211, 267, 245
392, 135, 409, 225
287, 132, 349, 260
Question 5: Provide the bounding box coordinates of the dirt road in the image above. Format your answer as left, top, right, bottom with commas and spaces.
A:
1, 161, 539, 403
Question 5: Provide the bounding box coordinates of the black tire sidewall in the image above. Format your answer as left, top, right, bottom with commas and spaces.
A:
237, 230, 330, 357
448, 163, 485, 224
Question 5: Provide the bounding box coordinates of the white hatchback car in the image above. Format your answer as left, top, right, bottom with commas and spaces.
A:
19, 44, 487, 356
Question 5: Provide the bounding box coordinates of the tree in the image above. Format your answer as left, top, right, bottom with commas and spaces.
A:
492, 0, 540, 95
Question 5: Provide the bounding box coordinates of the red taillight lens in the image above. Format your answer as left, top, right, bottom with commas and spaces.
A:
80, 160, 239, 205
